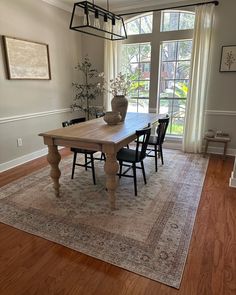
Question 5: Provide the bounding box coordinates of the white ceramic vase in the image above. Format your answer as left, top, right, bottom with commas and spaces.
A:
111, 95, 128, 122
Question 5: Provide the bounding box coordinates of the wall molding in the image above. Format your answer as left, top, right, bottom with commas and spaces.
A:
1, 144, 235, 173
205, 110, 236, 116
229, 172, 236, 188
0, 148, 48, 172
229, 157, 236, 188
0, 108, 71, 124
41, 0, 187, 13
41, 0, 71, 12
206, 146, 236, 157
150, 109, 236, 116
0, 146, 64, 173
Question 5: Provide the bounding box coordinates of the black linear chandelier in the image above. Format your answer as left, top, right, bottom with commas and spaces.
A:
69, 1, 127, 41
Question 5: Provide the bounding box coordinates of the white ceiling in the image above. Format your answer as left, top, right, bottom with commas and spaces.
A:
43, 0, 189, 12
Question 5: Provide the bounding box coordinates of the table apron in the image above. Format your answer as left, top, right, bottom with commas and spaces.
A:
54, 138, 102, 152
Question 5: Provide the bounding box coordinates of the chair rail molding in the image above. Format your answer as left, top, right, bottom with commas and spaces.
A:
0, 108, 71, 124
205, 110, 236, 116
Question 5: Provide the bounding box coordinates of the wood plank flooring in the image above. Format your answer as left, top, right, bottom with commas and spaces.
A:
0, 151, 235, 295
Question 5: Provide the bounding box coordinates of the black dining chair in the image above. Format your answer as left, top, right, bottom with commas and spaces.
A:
62, 117, 97, 185
117, 124, 151, 196
146, 116, 169, 172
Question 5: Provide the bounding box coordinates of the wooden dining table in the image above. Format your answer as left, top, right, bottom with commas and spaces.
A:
39, 112, 161, 209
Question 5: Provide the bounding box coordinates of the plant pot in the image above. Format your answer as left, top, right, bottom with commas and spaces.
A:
111, 95, 128, 122
103, 111, 121, 125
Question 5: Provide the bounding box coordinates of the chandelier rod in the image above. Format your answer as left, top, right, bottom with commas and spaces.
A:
118, 0, 219, 17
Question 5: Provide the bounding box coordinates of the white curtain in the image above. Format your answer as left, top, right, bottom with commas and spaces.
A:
182, 4, 215, 153
104, 40, 120, 111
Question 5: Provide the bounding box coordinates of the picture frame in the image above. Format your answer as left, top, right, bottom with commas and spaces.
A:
219, 45, 236, 72
2, 36, 51, 80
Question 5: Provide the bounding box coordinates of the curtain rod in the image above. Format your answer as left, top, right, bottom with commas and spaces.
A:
118, 1, 219, 17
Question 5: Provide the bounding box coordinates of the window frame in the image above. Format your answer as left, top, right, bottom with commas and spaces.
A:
120, 9, 195, 138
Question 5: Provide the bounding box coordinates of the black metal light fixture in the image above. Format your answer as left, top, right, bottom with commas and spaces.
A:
69, 1, 127, 41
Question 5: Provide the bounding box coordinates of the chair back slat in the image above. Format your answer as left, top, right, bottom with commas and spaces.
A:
135, 124, 151, 161
62, 117, 86, 128
96, 112, 105, 118
156, 116, 169, 144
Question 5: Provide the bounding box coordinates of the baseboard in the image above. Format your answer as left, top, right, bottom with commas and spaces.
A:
1, 144, 235, 173
0, 148, 49, 172
163, 141, 182, 150
229, 172, 236, 188
163, 141, 236, 156
206, 146, 236, 156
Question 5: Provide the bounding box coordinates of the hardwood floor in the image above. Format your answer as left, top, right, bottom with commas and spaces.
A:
0, 151, 235, 295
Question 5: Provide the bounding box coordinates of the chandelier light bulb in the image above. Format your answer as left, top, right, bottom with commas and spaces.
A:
103, 14, 110, 32
94, 9, 100, 29
83, 6, 89, 26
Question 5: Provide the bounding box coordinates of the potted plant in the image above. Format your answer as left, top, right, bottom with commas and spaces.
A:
71, 56, 105, 120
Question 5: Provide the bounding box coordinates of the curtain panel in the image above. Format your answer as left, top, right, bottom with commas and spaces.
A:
182, 4, 215, 153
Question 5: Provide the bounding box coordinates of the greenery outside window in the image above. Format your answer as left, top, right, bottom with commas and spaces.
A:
125, 13, 153, 35
159, 40, 192, 135
161, 10, 195, 32
121, 43, 151, 113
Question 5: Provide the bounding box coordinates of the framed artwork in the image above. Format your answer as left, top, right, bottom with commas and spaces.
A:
2, 36, 51, 80
220, 45, 236, 72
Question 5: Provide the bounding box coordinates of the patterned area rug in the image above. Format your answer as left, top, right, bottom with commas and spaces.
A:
0, 149, 208, 288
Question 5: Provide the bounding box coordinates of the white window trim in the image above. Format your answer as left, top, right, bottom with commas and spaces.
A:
121, 10, 194, 138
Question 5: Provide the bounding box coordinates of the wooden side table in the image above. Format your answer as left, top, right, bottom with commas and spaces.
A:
203, 136, 231, 159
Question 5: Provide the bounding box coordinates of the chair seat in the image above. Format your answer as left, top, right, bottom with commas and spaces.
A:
71, 147, 96, 154
117, 148, 143, 163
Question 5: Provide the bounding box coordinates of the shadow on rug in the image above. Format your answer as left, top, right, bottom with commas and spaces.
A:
0, 149, 208, 288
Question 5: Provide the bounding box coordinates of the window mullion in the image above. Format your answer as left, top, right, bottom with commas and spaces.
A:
149, 11, 161, 113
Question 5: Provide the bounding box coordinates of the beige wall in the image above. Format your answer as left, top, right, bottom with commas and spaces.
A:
80, 34, 105, 107
1, 0, 236, 169
0, 0, 82, 166
205, 0, 236, 149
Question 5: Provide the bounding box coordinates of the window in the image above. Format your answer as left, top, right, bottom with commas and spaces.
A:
125, 13, 153, 35
161, 10, 195, 32
159, 40, 192, 135
121, 43, 151, 113
120, 10, 195, 136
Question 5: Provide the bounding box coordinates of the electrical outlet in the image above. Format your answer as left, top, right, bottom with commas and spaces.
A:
17, 138, 23, 147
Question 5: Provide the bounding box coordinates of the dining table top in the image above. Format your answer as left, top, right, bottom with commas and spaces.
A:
39, 112, 161, 146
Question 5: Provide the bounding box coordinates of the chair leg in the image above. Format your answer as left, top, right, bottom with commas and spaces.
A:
119, 161, 123, 179
133, 163, 137, 196
154, 144, 158, 172
90, 154, 96, 185
85, 153, 88, 170
141, 161, 147, 184
71, 152, 77, 179
160, 144, 164, 165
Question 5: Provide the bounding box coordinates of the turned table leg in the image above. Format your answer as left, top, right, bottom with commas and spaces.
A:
47, 145, 61, 197
104, 153, 119, 210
